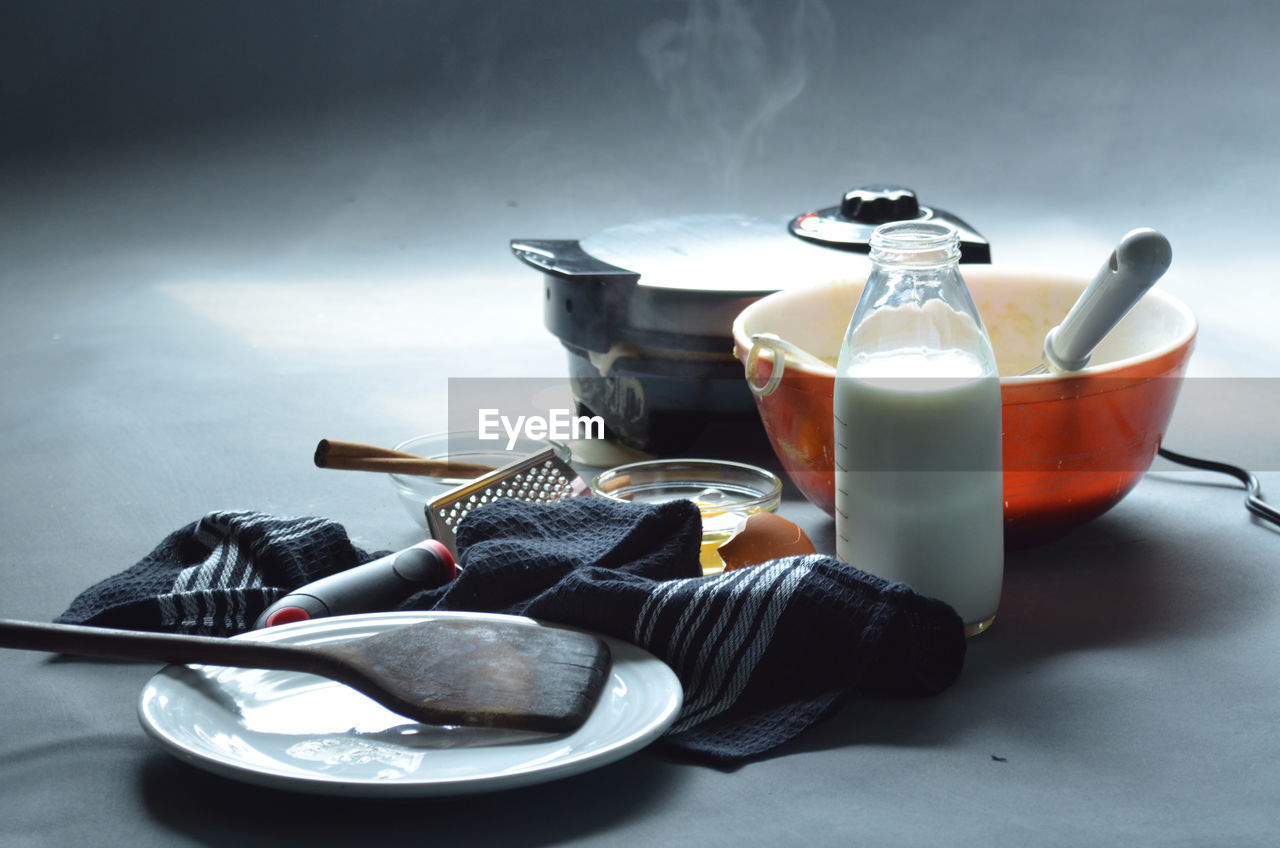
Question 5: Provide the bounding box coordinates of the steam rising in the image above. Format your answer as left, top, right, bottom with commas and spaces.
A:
638, 0, 835, 194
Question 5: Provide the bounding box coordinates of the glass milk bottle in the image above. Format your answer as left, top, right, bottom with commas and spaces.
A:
834, 220, 1003, 636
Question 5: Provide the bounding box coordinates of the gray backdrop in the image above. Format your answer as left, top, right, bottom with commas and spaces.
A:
3, 2, 1278, 846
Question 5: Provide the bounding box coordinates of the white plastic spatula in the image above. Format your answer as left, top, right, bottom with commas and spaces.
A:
1025, 228, 1173, 375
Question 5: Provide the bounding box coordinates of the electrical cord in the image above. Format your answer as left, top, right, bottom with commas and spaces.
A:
1157, 446, 1280, 527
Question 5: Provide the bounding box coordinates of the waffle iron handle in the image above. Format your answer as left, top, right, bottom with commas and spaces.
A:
510, 240, 641, 281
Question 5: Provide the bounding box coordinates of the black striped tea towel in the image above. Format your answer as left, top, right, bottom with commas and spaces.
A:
56, 511, 386, 635
57, 499, 966, 765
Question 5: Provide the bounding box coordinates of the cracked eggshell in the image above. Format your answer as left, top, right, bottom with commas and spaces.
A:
718, 512, 816, 571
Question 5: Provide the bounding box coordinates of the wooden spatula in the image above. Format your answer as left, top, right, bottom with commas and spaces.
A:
0, 616, 611, 734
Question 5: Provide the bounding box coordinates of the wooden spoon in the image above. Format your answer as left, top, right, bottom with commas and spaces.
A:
0, 617, 611, 734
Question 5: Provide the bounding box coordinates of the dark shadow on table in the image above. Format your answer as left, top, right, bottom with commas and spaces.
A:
140, 747, 688, 847
741, 471, 1279, 760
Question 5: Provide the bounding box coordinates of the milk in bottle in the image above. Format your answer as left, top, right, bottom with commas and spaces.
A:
833, 221, 1003, 635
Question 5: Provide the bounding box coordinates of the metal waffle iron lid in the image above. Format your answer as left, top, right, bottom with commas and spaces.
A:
510, 184, 989, 351
562, 184, 990, 293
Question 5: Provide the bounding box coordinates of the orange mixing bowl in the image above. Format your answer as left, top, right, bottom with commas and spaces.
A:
731, 267, 1197, 547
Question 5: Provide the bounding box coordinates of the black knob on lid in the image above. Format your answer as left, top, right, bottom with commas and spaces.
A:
840, 185, 920, 224
789, 183, 989, 262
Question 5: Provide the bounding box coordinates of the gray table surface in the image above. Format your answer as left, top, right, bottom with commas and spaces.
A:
3, 2, 1278, 845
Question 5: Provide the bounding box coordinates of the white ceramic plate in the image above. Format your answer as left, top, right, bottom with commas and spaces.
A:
137, 611, 683, 797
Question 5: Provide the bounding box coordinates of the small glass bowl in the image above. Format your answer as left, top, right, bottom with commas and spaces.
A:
590, 459, 783, 574
389, 431, 564, 529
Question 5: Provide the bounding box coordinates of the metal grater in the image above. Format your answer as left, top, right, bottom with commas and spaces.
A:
424, 446, 586, 556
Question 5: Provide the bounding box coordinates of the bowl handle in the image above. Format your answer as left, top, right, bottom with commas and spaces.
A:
745, 334, 793, 397
746, 333, 833, 397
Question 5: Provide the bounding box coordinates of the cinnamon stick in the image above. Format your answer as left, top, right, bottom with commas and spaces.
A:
314, 439, 421, 463
314, 440, 495, 478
